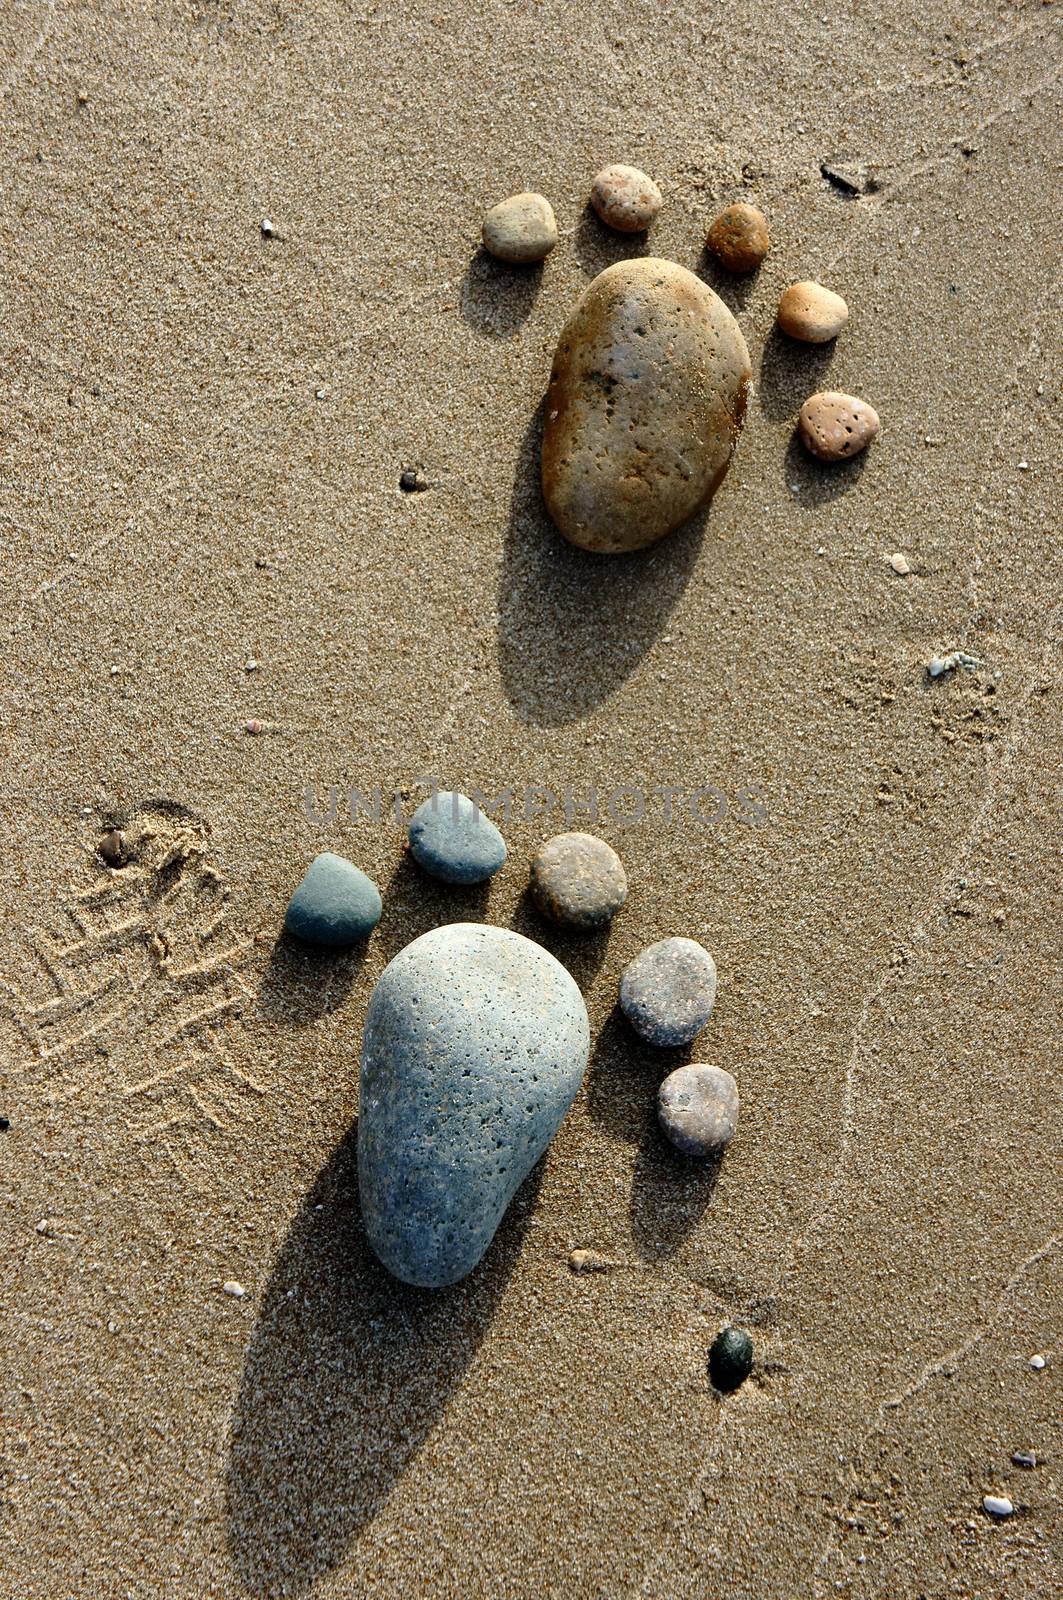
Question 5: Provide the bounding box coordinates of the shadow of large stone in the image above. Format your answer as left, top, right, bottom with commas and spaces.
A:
495, 403, 711, 727
226, 1123, 541, 1594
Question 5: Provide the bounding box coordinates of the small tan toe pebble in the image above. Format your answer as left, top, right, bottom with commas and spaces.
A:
482, 192, 558, 263
706, 203, 769, 272
798, 391, 880, 460
778, 280, 849, 342
590, 163, 662, 232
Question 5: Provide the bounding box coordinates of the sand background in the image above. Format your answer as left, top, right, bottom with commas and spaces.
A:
2, 1, 1061, 1595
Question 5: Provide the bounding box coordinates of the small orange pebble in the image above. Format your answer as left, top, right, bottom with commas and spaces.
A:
777, 280, 848, 342
706, 202, 769, 272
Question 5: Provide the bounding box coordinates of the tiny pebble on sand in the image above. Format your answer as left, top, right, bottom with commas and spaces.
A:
589, 163, 662, 232
928, 651, 982, 679
709, 1327, 754, 1392
569, 1248, 610, 1274
889, 552, 911, 575
1011, 1451, 1036, 1468
982, 1495, 1013, 1518
99, 829, 130, 867
223, 1281, 246, 1298
1029, 1353, 1046, 1370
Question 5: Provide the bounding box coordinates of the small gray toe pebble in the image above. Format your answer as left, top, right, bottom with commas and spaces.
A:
657, 1064, 738, 1157
408, 790, 507, 885
530, 832, 627, 929
619, 936, 717, 1046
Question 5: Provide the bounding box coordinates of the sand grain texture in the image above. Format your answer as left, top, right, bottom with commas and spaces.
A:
2, 2, 1061, 1596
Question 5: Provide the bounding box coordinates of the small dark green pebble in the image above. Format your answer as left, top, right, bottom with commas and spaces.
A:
0, 1117, 9, 1131
709, 1327, 753, 1392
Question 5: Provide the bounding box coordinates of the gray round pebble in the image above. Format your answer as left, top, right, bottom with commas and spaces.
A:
657, 1064, 738, 1157
358, 923, 590, 1288
284, 852, 382, 948
619, 937, 717, 1046
408, 790, 506, 885
530, 832, 627, 929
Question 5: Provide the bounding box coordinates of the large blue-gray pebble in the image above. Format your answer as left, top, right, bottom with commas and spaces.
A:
619, 936, 717, 1046
284, 852, 382, 948
408, 790, 507, 885
358, 923, 589, 1287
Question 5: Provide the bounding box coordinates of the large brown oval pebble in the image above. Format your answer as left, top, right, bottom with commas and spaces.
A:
482, 192, 558, 264
542, 258, 752, 553
777, 280, 848, 342
706, 203, 769, 272
589, 164, 662, 232
798, 391, 880, 461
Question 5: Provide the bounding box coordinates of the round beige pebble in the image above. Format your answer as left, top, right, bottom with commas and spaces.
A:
482, 192, 558, 264
531, 832, 627, 928
590, 163, 662, 233
798, 391, 880, 461
777, 280, 849, 342
706, 202, 769, 272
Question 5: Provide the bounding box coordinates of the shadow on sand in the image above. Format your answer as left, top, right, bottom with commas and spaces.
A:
460, 247, 543, 338
226, 1123, 542, 1595
374, 852, 492, 964
257, 932, 367, 1025
586, 1008, 720, 1262
495, 403, 712, 727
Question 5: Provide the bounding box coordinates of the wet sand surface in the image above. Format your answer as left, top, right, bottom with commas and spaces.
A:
2, 2, 1061, 1595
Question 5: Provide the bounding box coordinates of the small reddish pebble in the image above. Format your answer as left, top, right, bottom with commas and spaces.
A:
798, 391, 880, 461
244, 719, 264, 735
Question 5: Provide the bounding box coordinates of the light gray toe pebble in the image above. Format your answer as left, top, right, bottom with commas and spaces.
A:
358, 923, 589, 1288
530, 831, 627, 929
658, 1064, 738, 1157
619, 936, 717, 1046
482, 192, 558, 263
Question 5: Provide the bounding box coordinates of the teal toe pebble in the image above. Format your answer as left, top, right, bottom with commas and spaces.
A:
285, 852, 382, 948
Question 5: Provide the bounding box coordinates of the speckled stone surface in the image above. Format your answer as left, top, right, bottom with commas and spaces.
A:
408, 790, 507, 884
283, 852, 382, 948
358, 923, 590, 1287
619, 937, 717, 1046
541, 258, 751, 553
657, 1064, 738, 1157
530, 831, 627, 929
